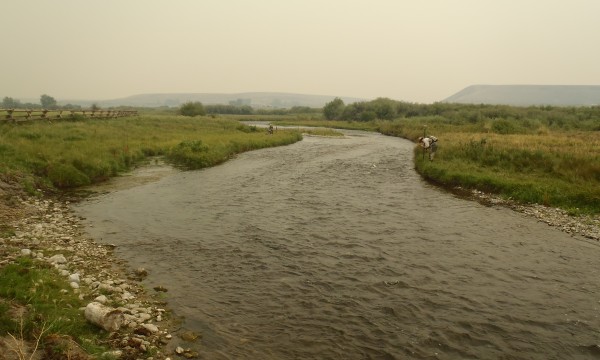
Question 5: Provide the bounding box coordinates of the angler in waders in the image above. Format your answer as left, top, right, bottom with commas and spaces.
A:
418, 135, 438, 161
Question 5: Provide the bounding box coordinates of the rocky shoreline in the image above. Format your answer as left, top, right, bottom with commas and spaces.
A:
463, 187, 600, 242
0, 195, 200, 359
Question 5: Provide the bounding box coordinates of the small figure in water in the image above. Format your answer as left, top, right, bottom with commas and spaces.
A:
418, 135, 438, 161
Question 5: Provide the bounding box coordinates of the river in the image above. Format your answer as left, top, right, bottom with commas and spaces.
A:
73, 130, 600, 359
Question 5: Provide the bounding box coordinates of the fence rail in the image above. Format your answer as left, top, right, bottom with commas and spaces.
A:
0, 109, 138, 122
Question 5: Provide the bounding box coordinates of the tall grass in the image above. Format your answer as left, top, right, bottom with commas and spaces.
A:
0, 257, 110, 356
378, 118, 600, 215
269, 118, 379, 132
0, 115, 302, 190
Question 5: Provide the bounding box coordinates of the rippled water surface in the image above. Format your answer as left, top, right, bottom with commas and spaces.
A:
74, 131, 600, 359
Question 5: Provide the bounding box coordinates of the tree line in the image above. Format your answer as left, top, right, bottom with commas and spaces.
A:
2, 94, 91, 110
177, 96, 600, 131
322, 97, 600, 131
3, 94, 59, 109
178, 101, 321, 117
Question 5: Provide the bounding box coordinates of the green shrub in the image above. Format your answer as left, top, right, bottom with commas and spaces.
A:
491, 119, 518, 134
179, 101, 206, 117
47, 163, 91, 188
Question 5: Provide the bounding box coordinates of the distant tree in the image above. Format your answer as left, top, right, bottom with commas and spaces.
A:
229, 98, 251, 106
91, 103, 100, 111
179, 101, 206, 117
289, 106, 320, 114
341, 102, 362, 120
371, 97, 397, 120
2, 96, 21, 108
323, 97, 345, 120
205, 104, 253, 115
359, 110, 377, 122
40, 94, 57, 109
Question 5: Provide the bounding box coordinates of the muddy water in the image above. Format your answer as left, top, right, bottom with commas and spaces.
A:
73, 131, 600, 359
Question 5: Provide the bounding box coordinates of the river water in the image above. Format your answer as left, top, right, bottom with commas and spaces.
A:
73, 130, 600, 359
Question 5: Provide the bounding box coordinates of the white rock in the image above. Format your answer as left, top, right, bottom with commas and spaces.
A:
94, 295, 108, 304
68, 273, 80, 283
102, 350, 123, 358
98, 284, 114, 293
48, 254, 67, 264
21, 249, 32, 257
70, 282, 79, 289
137, 313, 152, 322
121, 292, 135, 301
84, 302, 124, 332
143, 323, 159, 333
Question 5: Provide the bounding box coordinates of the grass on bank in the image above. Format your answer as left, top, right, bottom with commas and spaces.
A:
253, 117, 379, 132
0, 257, 113, 358
375, 118, 600, 214
0, 115, 302, 191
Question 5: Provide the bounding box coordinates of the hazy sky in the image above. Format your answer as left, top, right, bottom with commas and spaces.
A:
2, 0, 599, 104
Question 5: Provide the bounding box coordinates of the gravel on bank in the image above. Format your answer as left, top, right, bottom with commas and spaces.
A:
462, 187, 600, 242
0, 194, 200, 359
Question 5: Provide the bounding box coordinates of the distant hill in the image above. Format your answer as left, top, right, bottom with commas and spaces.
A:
61, 92, 366, 109
443, 85, 600, 106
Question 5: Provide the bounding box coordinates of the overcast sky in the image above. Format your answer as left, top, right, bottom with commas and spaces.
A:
2, 0, 599, 104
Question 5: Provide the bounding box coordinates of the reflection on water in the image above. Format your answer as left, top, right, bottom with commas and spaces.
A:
74, 131, 600, 359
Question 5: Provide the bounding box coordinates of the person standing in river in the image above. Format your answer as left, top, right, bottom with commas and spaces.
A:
418, 135, 438, 161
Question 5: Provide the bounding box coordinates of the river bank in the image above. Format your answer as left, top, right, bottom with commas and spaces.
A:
0, 179, 200, 359
454, 186, 599, 241
1, 153, 598, 358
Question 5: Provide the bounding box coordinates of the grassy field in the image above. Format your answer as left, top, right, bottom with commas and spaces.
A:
0, 115, 302, 193
376, 117, 600, 215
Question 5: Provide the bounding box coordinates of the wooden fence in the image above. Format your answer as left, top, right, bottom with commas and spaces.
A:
0, 109, 138, 122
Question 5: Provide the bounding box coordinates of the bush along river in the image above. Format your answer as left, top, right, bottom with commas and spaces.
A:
73, 130, 600, 360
